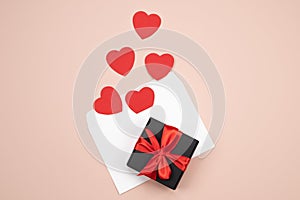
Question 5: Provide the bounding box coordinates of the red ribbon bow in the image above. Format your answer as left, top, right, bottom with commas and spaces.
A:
134, 125, 191, 180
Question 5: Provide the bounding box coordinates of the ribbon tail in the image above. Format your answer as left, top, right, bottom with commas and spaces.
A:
138, 155, 159, 180
157, 156, 172, 180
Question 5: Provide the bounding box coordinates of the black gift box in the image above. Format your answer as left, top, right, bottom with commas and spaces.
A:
127, 118, 199, 190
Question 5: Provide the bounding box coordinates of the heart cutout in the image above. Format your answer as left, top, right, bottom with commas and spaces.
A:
94, 87, 122, 114
145, 53, 174, 80
106, 47, 135, 76
133, 11, 161, 39
125, 87, 154, 113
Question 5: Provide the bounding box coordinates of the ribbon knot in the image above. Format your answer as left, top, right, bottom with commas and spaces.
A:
134, 125, 191, 180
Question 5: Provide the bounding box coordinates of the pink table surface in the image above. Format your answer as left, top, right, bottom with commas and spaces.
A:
0, 0, 299, 199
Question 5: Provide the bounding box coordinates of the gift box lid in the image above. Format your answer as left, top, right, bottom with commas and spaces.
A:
127, 118, 199, 190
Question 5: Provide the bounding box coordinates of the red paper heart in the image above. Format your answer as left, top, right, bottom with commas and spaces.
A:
94, 87, 122, 114
133, 11, 161, 39
125, 87, 154, 113
145, 53, 174, 80
106, 47, 135, 76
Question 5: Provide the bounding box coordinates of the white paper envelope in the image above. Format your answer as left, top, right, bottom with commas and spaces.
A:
86, 72, 215, 194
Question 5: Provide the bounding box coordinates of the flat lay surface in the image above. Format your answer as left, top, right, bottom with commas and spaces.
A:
0, 0, 299, 199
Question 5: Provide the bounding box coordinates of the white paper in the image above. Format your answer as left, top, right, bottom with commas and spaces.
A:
86, 72, 215, 194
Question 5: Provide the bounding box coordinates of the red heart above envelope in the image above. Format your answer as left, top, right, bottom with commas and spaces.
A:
125, 87, 154, 113
94, 87, 122, 114
145, 53, 174, 80
106, 47, 135, 76
133, 11, 161, 39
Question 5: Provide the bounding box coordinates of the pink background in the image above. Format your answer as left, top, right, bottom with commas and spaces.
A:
1, 0, 299, 199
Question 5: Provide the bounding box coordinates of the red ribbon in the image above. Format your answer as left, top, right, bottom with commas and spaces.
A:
134, 125, 191, 180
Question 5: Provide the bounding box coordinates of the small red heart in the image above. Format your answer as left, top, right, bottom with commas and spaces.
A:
106, 47, 135, 76
145, 53, 174, 80
94, 87, 122, 114
125, 87, 154, 113
133, 11, 161, 39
